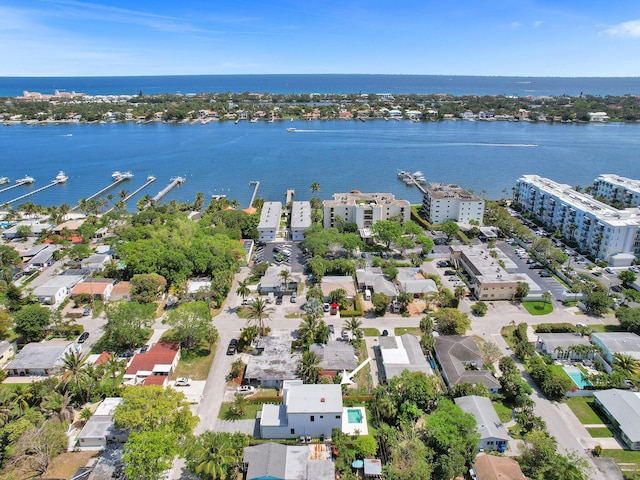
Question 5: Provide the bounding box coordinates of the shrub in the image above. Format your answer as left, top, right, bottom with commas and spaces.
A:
535, 323, 577, 333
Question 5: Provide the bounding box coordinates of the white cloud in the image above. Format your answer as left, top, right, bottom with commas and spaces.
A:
603, 19, 640, 38
509, 21, 522, 29
533, 21, 543, 28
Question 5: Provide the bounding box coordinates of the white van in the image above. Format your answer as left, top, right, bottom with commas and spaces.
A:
364, 289, 371, 301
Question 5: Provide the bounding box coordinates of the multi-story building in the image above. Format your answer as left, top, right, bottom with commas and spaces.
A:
322, 192, 410, 230
421, 183, 484, 225
257, 201, 282, 243
515, 175, 640, 265
593, 174, 640, 208
290, 201, 312, 241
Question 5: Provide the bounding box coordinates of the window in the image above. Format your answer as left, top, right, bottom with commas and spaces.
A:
310, 415, 315, 422
290, 429, 295, 435
336, 415, 341, 419
320, 415, 323, 419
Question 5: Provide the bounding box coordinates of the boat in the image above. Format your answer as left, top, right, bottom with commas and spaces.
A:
0, 177, 9, 185
16, 175, 34, 185
250, 118, 258, 123
55, 171, 68, 183
287, 128, 296, 132
112, 171, 134, 181
397, 170, 408, 178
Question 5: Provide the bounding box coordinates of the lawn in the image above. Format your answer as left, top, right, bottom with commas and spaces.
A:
565, 397, 603, 425
492, 400, 513, 423
588, 324, 625, 333
587, 427, 614, 438
43, 452, 98, 479
522, 301, 553, 316
395, 327, 421, 336
601, 449, 640, 472
172, 342, 217, 381
218, 401, 263, 420
362, 327, 380, 337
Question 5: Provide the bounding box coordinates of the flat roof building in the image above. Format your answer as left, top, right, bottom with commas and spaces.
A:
290, 201, 312, 241
245, 337, 301, 389
421, 183, 484, 225
378, 334, 433, 384
594, 389, 640, 450
323, 192, 410, 230
536, 333, 593, 360
258, 202, 282, 243
591, 332, 640, 363
593, 174, 640, 208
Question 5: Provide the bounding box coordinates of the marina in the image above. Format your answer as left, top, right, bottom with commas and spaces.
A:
152, 176, 185, 203
71, 172, 133, 211
104, 176, 157, 214
3, 173, 66, 205
0, 177, 9, 186
248, 180, 261, 208
397, 170, 427, 194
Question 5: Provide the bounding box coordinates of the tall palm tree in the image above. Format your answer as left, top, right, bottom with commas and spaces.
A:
185, 431, 237, 480
613, 353, 639, 376
310, 182, 320, 193
41, 391, 74, 423
344, 317, 363, 342
298, 351, 321, 384
279, 269, 292, 291
542, 291, 552, 305
59, 351, 89, 399
454, 285, 466, 302
236, 279, 250, 302
247, 298, 274, 336
297, 316, 320, 346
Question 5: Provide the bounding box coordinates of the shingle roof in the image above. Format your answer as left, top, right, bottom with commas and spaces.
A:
434, 335, 500, 390
473, 454, 525, 480
594, 389, 640, 443
7, 340, 74, 371
243, 442, 287, 480
455, 395, 510, 442
309, 341, 358, 372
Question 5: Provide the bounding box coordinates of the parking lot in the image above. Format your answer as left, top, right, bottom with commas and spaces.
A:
253, 242, 305, 273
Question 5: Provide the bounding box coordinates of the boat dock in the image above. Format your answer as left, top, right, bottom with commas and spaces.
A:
397, 171, 427, 194
249, 180, 260, 208
71, 176, 128, 211
4, 178, 65, 205
151, 177, 185, 203
285, 189, 295, 204
0, 178, 34, 195
104, 176, 156, 214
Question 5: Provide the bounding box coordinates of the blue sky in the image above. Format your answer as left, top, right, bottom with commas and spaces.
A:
2, 0, 640, 77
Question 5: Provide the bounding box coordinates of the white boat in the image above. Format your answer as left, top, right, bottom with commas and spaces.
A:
397, 170, 408, 178
55, 171, 68, 183
287, 128, 296, 132
112, 171, 133, 181
413, 171, 424, 177
16, 175, 34, 185
0, 177, 9, 185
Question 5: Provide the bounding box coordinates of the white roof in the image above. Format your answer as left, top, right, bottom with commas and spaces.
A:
285, 382, 343, 414
594, 389, 640, 443
455, 395, 510, 442
94, 397, 123, 416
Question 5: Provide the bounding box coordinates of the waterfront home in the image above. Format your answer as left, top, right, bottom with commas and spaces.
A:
434, 336, 500, 394
589, 112, 610, 122
259, 380, 343, 439
421, 182, 485, 225
6, 339, 79, 377
322, 192, 410, 231
377, 334, 433, 384
290, 201, 312, 241
123, 342, 181, 386
593, 389, 640, 450
257, 201, 282, 242
455, 395, 510, 452
243, 442, 335, 480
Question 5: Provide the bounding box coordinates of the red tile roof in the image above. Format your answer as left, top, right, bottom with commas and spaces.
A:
143, 376, 167, 386
125, 342, 180, 375
94, 352, 112, 365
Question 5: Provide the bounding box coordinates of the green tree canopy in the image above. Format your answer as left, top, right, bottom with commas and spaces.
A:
130, 273, 167, 303
440, 220, 460, 240
101, 301, 155, 353
433, 308, 471, 335
371, 220, 403, 248
13, 304, 52, 343
163, 301, 215, 350
123, 430, 179, 480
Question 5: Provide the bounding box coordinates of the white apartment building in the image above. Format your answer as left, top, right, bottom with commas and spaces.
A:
421, 183, 484, 225
257, 202, 282, 243
515, 175, 640, 265
290, 201, 312, 241
593, 174, 640, 208
323, 192, 410, 230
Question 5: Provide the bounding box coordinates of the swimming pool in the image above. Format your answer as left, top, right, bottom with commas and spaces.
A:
347, 408, 363, 424
564, 366, 591, 389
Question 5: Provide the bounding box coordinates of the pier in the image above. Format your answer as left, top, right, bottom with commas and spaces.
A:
0, 181, 32, 195
285, 189, 295, 204
249, 180, 260, 208
4, 179, 64, 205
397, 171, 427, 194
71, 177, 128, 211
103, 176, 156, 214
152, 177, 185, 203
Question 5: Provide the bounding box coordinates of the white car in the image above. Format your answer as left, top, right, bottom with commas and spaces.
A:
237, 385, 256, 394
175, 377, 190, 387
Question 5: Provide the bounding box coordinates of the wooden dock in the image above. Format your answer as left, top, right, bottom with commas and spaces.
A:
0, 181, 32, 195
285, 189, 295, 204
4, 179, 64, 205
152, 177, 185, 203
104, 176, 156, 214
71, 177, 127, 211
249, 180, 260, 208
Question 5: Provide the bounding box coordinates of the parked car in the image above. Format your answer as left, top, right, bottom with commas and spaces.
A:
290, 292, 297, 303
140, 344, 149, 353
611, 285, 623, 293
328, 324, 335, 335
436, 260, 449, 268
275, 295, 283, 305
630, 266, 640, 273
539, 270, 552, 277
237, 385, 256, 394
175, 377, 190, 387
605, 267, 615, 274
382, 329, 389, 336
83, 307, 92, 316
227, 338, 238, 355
323, 303, 331, 312
77, 331, 90, 343
341, 329, 350, 341
444, 270, 456, 276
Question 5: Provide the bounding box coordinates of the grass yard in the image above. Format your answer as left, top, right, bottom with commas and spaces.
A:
172, 342, 217, 381
362, 328, 380, 337
395, 327, 421, 336
565, 397, 603, 425
587, 427, 614, 438
522, 300, 554, 316
492, 400, 514, 424
588, 324, 624, 333
218, 401, 263, 420
43, 452, 98, 479
601, 449, 640, 473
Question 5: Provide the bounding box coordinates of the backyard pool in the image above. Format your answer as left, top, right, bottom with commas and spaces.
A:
342, 407, 368, 436
564, 366, 592, 389
347, 408, 364, 424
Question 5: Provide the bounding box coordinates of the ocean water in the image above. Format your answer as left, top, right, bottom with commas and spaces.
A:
1, 120, 639, 209
1, 74, 639, 97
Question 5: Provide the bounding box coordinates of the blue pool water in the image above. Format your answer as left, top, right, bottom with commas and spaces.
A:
564, 366, 591, 389
347, 409, 363, 424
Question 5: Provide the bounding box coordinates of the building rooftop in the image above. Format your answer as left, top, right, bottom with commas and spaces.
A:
94, 397, 123, 416
291, 201, 312, 230
426, 183, 482, 202
356, 268, 398, 297
324, 192, 409, 207
434, 336, 500, 390
594, 389, 640, 444
596, 174, 640, 195
396, 268, 438, 295
320, 276, 357, 298
378, 334, 433, 381
71, 280, 114, 296
592, 332, 640, 360
7, 339, 74, 371
455, 395, 510, 442
451, 244, 537, 286
258, 202, 282, 230
245, 337, 301, 382
284, 381, 343, 414
310, 341, 358, 372
537, 333, 591, 352
125, 342, 180, 376
473, 453, 525, 480
243, 442, 334, 480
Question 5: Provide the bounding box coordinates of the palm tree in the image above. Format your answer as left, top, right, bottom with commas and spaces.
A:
298, 351, 321, 383
297, 316, 320, 346
104, 354, 125, 382
59, 351, 89, 399
229, 393, 247, 418
247, 298, 274, 336
542, 291, 552, 305
279, 269, 292, 291
185, 431, 238, 480
397, 291, 412, 313
344, 317, 363, 343
310, 182, 320, 193
613, 353, 639, 376
236, 279, 250, 302
316, 320, 330, 344
41, 391, 74, 423
454, 285, 466, 302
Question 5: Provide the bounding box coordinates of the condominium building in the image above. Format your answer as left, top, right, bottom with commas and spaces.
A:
290, 201, 312, 241
593, 174, 640, 208
257, 202, 282, 243
421, 183, 484, 225
515, 175, 640, 264
322, 192, 410, 230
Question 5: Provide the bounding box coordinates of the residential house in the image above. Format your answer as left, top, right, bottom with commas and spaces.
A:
455, 395, 510, 452
323, 192, 410, 230
594, 389, 640, 450
377, 334, 433, 384
259, 380, 343, 439
82, 253, 112, 272
434, 336, 500, 393
309, 341, 358, 378
421, 183, 485, 225
396, 268, 438, 298
257, 202, 282, 243
110, 281, 131, 301
535, 333, 594, 360
71, 279, 114, 300
589, 112, 611, 122
320, 276, 357, 300
258, 266, 298, 295
6, 339, 79, 377
591, 332, 640, 363
473, 454, 526, 480
245, 337, 301, 389
0, 341, 16, 368
243, 442, 335, 480
25, 245, 57, 270
76, 397, 128, 449
290, 201, 312, 241
2, 220, 52, 239
52, 218, 86, 235
32, 274, 85, 305
123, 342, 181, 386
355, 268, 398, 299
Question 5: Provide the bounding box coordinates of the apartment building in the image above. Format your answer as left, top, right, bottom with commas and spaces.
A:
593, 174, 640, 208
515, 175, 640, 265
322, 192, 410, 230
421, 183, 484, 225
257, 202, 282, 243
290, 201, 312, 241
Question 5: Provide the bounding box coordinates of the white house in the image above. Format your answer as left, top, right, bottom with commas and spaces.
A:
76, 397, 128, 449
6, 340, 78, 377
455, 395, 510, 452
259, 380, 343, 439
32, 274, 85, 305
591, 332, 640, 363
258, 202, 282, 243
